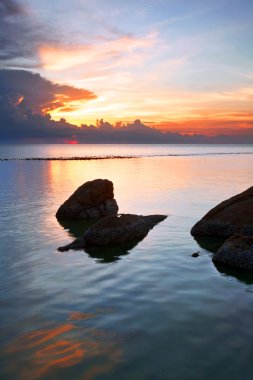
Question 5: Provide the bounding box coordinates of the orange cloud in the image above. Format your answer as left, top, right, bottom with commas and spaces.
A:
154, 116, 253, 136
40, 86, 97, 114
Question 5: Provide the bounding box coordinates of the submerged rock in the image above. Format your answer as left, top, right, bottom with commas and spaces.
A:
58, 213, 167, 252
191, 186, 253, 238
56, 179, 118, 220
212, 234, 253, 271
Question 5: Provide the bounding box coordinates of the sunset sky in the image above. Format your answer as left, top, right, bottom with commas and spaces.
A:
1, 0, 253, 136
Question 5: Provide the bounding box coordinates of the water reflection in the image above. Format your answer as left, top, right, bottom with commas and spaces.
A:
4, 312, 122, 380
2, 151, 253, 380
194, 236, 225, 254
195, 236, 253, 285
58, 218, 147, 263
59, 218, 98, 239
213, 263, 253, 285
84, 241, 142, 263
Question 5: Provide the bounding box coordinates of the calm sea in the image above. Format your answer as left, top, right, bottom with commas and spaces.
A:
1, 144, 253, 380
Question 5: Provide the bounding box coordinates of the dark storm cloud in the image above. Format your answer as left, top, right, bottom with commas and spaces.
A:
0, 69, 96, 113
0, 69, 96, 142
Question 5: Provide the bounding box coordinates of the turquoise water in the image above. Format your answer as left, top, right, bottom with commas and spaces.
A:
1, 144, 253, 380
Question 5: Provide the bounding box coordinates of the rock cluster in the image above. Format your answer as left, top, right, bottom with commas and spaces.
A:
57, 179, 167, 252
191, 186, 253, 271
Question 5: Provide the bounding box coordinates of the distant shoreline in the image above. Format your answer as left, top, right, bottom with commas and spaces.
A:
1, 152, 253, 161
0, 156, 135, 161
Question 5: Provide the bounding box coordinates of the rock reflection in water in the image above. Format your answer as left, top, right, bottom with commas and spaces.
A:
59, 219, 98, 239
194, 236, 225, 254
58, 218, 147, 263
4, 312, 122, 380
194, 236, 253, 285
85, 240, 143, 263
213, 263, 253, 285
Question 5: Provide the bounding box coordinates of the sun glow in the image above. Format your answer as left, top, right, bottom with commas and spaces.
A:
47, 85, 253, 133
36, 30, 253, 135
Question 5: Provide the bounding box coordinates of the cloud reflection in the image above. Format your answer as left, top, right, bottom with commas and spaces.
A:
4, 312, 122, 380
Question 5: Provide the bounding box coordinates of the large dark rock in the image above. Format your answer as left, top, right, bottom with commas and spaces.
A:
58, 213, 167, 251
213, 234, 253, 271
56, 179, 118, 220
191, 186, 253, 238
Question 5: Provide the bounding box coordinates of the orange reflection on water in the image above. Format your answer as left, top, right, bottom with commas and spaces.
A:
6, 323, 83, 379
33, 339, 85, 379
46, 157, 189, 209
5, 313, 122, 380
68, 312, 96, 321
7, 323, 74, 351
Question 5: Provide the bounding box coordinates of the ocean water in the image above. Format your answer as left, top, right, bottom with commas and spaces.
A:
1, 144, 253, 380
1, 143, 253, 159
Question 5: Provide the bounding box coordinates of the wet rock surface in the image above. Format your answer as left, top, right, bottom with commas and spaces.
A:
58, 214, 167, 252
191, 186, 253, 238
56, 179, 118, 220
212, 234, 253, 271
